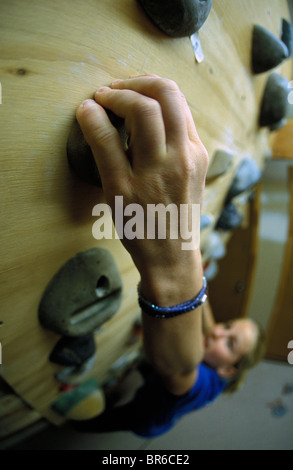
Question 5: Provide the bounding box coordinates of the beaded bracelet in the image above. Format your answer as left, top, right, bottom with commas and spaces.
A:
138, 276, 207, 319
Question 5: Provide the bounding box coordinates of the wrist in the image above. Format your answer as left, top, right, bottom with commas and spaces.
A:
138, 248, 203, 308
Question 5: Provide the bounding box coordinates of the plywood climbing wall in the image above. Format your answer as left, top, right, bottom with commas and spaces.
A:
0, 0, 292, 429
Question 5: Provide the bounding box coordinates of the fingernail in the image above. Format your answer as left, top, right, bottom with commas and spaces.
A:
110, 79, 123, 86
79, 99, 95, 109
96, 86, 110, 94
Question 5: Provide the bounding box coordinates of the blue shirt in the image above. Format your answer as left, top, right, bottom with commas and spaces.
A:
130, 363, 226, 438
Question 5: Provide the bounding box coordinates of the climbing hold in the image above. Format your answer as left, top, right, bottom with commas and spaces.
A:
216, 202, 243, 231
206, 149, 235, 181
38, 248, 123, 337
49, 333, 96, 367
200, 214, 214, 231
204, 260, 219, 281
51, 378, 105, 421
55, 355, 97, 386
137, 0, 213, 37
252, 24, 289, 74
226, 158, 261, 201
281, 18, 293, 57
67, 110, 127, 186
203, 231, 226, 260
259, 73, 289, 129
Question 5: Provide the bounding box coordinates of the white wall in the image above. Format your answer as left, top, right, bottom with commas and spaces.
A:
249, 159, 291, 330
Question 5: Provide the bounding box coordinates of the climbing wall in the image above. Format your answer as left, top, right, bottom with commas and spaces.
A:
0, 0, 292, 435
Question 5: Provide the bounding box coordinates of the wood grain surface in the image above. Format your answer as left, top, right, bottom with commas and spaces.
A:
0, 0, 291, 426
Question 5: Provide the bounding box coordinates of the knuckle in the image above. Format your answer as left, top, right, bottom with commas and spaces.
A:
165, 78, 180, 93
91, 125, 117, 149
200, 145, 210, 169
152, 77, 181, 97
181, 145, 210, 179
157, 78, 181, 95
132, 98, 161, 119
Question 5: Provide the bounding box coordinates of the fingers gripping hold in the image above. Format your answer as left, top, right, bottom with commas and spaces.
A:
76, 99, 130, 183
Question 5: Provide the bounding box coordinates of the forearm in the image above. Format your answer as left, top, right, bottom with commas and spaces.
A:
76, 75, 209, 395
140, 248, 205, 378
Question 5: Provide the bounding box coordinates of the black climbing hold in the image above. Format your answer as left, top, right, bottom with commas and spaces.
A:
281, 18, 293, 57
259, 73, 289, 128
137, 0, 213, 37
252, 24, 289, 74
49, 333, 96, 367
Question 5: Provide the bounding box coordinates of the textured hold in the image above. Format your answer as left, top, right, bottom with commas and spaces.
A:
259, 73, 289, 128
252, 24, 288, 74
38, 248, 123, 337
49, 333, 96, 367
203, 231, 226, 260
67, 110, 127, 186
216, 202, 243, 231
200, 213, 214, 231
282, 18, 293, 57
55, 355, 97, 386
51, 378, 105, 420
269, 118, 287, 132
137, 0, 213, 37
206, 149, 234, 181
226, 158, 262, 201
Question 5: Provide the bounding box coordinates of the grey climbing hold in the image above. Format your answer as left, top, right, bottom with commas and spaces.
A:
67, 110, 127, 187
216, 202, 243, 231
226, 158, 261, 202
55, 354, 97, 385
38, 248, 123, 337
200, 214, 214, 231
137, 0, 213, 37
206, 149, 234, 181
252, 24, 289, 74
259, 73, 289, 128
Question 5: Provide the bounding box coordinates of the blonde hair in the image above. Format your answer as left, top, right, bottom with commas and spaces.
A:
224, 320, 267, 394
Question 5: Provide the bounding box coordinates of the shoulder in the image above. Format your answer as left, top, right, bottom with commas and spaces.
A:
189, 363, 227, 402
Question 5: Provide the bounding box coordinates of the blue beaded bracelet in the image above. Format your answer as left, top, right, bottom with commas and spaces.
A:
138, 276, 207, 319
